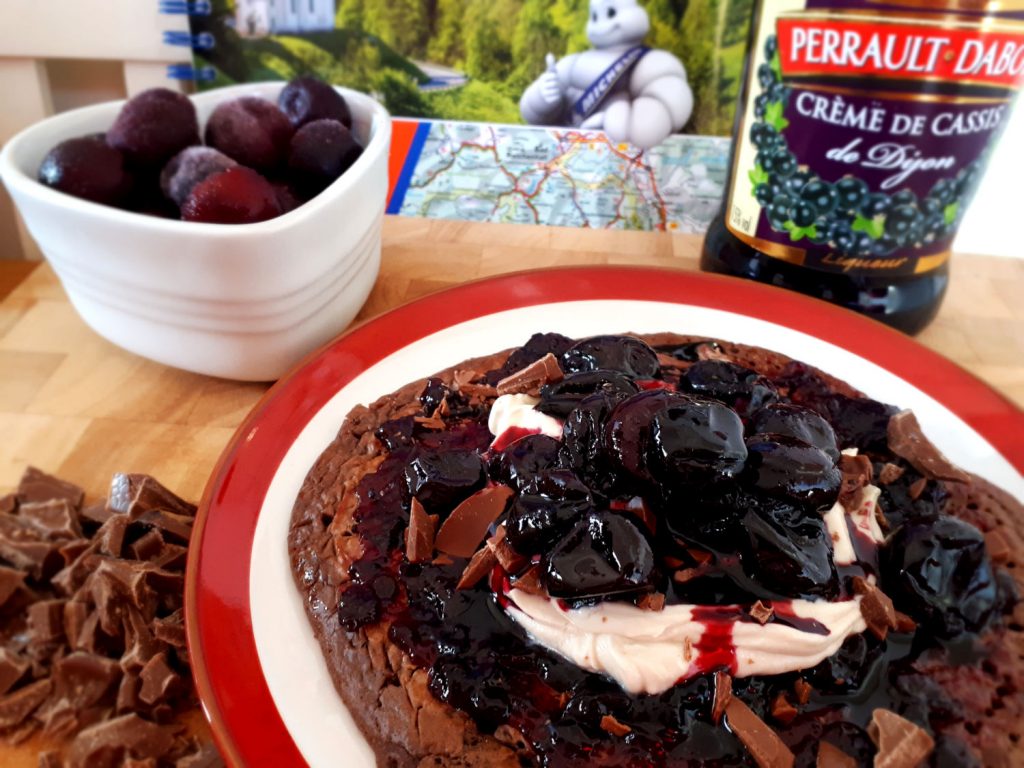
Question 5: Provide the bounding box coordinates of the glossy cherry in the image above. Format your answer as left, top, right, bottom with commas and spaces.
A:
561, 335, 660, 379
504, 469, 594, 552
679, 360, 778, 415
742, 434, 841, 510
180, 167, 282, 224
278, 75, 353, 129
403, 450, 486, 515
38, 136, 132, 206
537, 370, 639, 418
748, 402, 840, 462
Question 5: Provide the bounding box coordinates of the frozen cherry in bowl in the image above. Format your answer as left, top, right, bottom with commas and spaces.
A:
181, 166, 282, 224
287, 119, 363, 195
160, 146, 236, 207
204, 96, 293, 172
279, 75, 353, 129
38, 136, 132, 206
106, 88, 200, 169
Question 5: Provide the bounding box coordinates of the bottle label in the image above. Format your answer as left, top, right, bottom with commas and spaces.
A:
725, 0, 1024, 276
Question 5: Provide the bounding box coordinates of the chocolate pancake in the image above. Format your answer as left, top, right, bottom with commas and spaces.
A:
288, 333, 1023, 768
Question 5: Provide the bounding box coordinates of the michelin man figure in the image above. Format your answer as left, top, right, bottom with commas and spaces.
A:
519, 0, 693, 149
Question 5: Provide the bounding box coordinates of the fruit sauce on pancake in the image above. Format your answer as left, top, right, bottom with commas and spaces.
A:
323, 333, 1017, 767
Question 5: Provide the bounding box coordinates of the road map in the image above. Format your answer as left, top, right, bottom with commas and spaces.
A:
388, 122, 730, 233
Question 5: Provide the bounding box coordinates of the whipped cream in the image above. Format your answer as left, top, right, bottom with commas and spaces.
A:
487, 396, 882, 695
505, 589, 866, 695
487, 394, 563, 446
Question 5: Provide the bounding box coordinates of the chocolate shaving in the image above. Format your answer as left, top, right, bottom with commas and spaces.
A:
816, 741, 857, 768
868, 708, 934, 768
724, 696, 795, 768
637, 592, 666, 611
907, 477, 927, 501
0, 565, 25, 608
486, 526, 527, 574
894, 611, 917, 634
838, 453, 873, 507
435, 485, 514, 558
496, 353, 564, 397
599, 714, 631, 737
510, 565, 545, 596
852, 577, 897, 641
887, 411, 970, 484
749, 600, 774, 625
0, 678, 52, 728
18, 500, 82, 540
793, 678, 812, 706
412, 416, 446, 430
455, 545, 497, 590
656, 352, 691, 370
712, 671, 732, 724
18, 467, 84, 509
0, 650, 28, 696
66, 713, 177, 767
697, 343, 732, 362
405, 498, 437, 564
770, 692, 798, 725
877, 463, 905, 485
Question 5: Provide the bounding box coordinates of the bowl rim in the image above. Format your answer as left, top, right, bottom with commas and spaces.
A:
0, 81, 392, 237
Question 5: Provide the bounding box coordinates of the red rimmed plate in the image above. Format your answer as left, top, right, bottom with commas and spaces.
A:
185, 266, 1024, 767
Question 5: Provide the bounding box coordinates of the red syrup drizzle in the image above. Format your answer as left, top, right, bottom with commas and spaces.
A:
490, 426, 540, 452
636, 379, 675, 391
690, 606, 739, 676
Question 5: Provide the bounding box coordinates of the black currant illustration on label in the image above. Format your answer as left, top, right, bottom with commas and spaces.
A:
748, 34, 983, 257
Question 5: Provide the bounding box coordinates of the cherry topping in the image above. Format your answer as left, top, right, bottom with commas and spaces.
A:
742, 434, 841, 510
488, 434, 564, 489
504, 469, 594, 553
403, 450, 486, 515
278, 75, 353, 129
748, 402, 841, 462
561, 335, 660, 379
882, 515, 999, 637
106, 88, 200, 169
488, 332, 575, 384
542, 510, 656, 599
180, 166, 282, 224
679, 360, 778, 415
536, 370, 639, 418
204, 96, 293, 172
37, 136, 132, 206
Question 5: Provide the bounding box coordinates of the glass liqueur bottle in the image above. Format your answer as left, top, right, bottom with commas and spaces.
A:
701, 0, 1024, 334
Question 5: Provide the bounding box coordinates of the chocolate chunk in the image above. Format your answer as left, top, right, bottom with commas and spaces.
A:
907, 477, 927, 501
749, 600, 774, 624
405, 498, 436, 564
39, 751, 62, 768
510, 565, 545, 596
0, 678, 52, 728
887, 411, 970, 484
839, 453, 873, 507
770, 692, 798, 724
122, 608, 165, 673
174, 741, 223, 768
599, 714, 631, 737
72, 612, 104, 655
455, 545, 497, 591
793, 678, 812, 706
18, 467, 84, 509
66, 713, 176, 768
0, 515, 60, 579
496, 353, 564, 396
134, 509, 193, 544
894, 611, 917, 633
817, 741, 857, 768
139, 652, 181, 706
435, 485, 514, 558
51, 538, 102, 597
128, 530, 165, 562
52, 652, 122, 709
712, 670, 732, 724
656, 352, 691, 371
0, 495, 15, 515
108, 474, 196, 519
0, 565, 25, 607
152, 610, 186, 649
58, 539, 91, 567
28, 599, 67, 644
637, 592, 665, 611
0, 649, 29, 696
80, 502, 113, 527
412, 415, 446, 430
124, 759, 159, 768
116, 672, 140, 714
5, 717, 40, 744
486, 526, 527, 574
877, 463, 905, 485
97, 515, 129, 558
852, 577, 897, 641
18, 499, 83, 540
63, 602, 89, 652
868, 709, 934, 768
724, 696, 795, 768
152, 544, 187, 572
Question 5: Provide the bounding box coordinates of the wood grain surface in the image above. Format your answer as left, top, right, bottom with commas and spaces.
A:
0, 216, 1021, 765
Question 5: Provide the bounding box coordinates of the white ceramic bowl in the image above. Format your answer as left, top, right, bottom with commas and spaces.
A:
0, 82, 391, 381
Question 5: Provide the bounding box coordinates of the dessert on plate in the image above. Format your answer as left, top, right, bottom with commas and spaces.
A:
288, 333, 1022, 767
